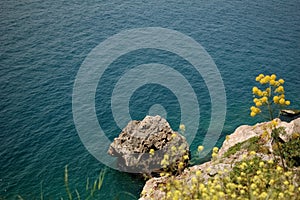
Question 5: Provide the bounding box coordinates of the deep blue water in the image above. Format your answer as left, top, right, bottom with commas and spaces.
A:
1, 0, 300, 199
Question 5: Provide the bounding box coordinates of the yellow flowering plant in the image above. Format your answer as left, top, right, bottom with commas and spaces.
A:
250, 74, 297, 170
155, 153, 300, 200
250, 74, 290, 120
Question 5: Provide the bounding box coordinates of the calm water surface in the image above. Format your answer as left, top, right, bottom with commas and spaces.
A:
0, 0, 299, 199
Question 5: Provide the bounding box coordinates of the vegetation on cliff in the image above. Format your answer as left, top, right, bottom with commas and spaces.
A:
140, 74, 300, 200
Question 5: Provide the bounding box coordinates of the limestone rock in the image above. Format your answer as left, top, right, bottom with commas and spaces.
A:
108, 115, 189, 175
218, 118, 300, 157
139, 118, 300, 199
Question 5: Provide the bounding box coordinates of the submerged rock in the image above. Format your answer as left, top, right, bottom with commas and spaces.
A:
108, 115, 189, 175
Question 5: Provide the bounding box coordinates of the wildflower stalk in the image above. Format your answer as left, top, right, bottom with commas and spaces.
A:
267, 100, 274, 120
250, 74, 291, 170
64, 165, 73, 200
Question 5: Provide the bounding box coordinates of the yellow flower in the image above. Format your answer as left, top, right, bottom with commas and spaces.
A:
250, 183, 257, 190
279, 98, 285, 105
213, 147, 219, 153
261, 96, 268, 103
285, 100, 290, 106
218, 192, 225, 198
265, 75, 271, 82
164, 154, 169, 160
255, 107, 261, 113
239, 162, 247, 170
270, 79, 276, 85
171, 146, 177, 152
179, 124, 185, 132
199, 183, 205, 190
271, 74, 276, 80
161, 159, 169, 166
269, 179, 275, 185
178, 161, 184, 169
196, 170, 202, 177
276, 166, 283, 172
261, 131, 269, 140
231, 193, 237, 198
183, 154, 189, 160
257, 90, 263, 96
260, 192, 268, 199
172, 133, 177, 138
278, 192, 284, 198
284, 180, 289, 185
289, 185, 295, 193
212, 152, 218, 158
253, 98, 259, 103
197, 145, 204, 152
255, 101, 262, 107
276, 86, 284, 93
284, 171, 292, 177
273, 96, 279, 104
256, 170, 261, 175
259, 161, 264, 167
272, 119, 278, 127
250, 107, 258, 116
149, 149, 155, 155
262, 91, 269, 96
252, 86, 259, 94
250, 151, 256, 155
259, 78, 265, 84
191, 177, 198, 184
256, 74, 264, 81
278, 79, 285, 84
268, 159, 274, 164
225, 135, 230, 141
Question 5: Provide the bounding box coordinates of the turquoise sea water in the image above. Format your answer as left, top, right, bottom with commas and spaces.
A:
1, 0, 300, 199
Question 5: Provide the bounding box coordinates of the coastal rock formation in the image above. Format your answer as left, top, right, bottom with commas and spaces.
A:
108, 115, 189, 175
280, 109, 300, 122
218, 118, 300, 157
140, 151, 274, 200
139, 118, 300, 199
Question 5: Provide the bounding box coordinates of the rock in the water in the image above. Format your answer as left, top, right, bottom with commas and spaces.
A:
108, 115, 189, 175
280, 109, 300, 122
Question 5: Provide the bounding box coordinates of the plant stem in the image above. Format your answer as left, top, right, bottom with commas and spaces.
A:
64, 165, 73, 200
267, 101, 274, 120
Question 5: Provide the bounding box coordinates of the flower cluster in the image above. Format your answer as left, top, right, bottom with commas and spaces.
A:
250, 74, 290, 119
159, 144, 190, 176
155, 152, 300, 200
211, 147, 219, 160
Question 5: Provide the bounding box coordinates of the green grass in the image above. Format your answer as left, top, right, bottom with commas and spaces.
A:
223, 136, 262, 158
